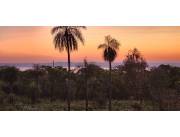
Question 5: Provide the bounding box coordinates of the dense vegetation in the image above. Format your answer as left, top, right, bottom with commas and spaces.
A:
0, 48, 179, 111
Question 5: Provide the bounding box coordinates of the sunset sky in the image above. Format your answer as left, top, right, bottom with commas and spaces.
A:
0, 26, 180, 63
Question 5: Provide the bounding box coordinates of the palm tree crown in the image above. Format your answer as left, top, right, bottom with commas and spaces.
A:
98, 35, 120, 62
51, 26, 86, 52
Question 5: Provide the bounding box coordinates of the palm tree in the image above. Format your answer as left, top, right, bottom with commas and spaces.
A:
51, 26, 86, 110
98, 35, 120, 110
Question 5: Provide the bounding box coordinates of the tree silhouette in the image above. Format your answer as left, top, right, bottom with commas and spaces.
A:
51, 26, 86, 110
123, 48, 148, 105
98, 35, 120, 110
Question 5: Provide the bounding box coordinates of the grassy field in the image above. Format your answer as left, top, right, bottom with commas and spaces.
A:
0, 100, 157, 111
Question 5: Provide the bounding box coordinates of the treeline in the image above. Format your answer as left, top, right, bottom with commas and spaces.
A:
0, 48, 179, 110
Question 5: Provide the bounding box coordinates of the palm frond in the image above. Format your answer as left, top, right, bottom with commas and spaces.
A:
51, 26, 86, 53
103, 35, 120, 49
71, 29, 85, 44
71, 26, 86, 29
51, 26, 66, 34
104, 35, 111, 44
53, 32, 66, 51
98, 44, 107, 49
68, 34, 78, 51
71, 36, 78, 50
110, 39, 120, 49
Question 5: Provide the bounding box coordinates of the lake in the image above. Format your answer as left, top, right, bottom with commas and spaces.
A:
0, 61, 180, 71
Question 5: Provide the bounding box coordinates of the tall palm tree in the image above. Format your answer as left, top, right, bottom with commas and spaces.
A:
51, 26, 86, 110
98, 35, 120, 110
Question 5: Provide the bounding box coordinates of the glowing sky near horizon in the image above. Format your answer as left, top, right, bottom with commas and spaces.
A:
0, 26, 180, 63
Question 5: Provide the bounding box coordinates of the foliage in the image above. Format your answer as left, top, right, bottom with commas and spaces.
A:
0, 55, 179, 110
98, 35, 120, 62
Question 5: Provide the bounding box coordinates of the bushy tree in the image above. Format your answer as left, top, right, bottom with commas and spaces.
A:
149, 65, 180, 110
123, 48, 148, 103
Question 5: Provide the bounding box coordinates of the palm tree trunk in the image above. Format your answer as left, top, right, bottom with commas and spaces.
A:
109, 61, 112, 111
65, 30, 71, 111
67, 46, 71, 111
64, 31, 71, 111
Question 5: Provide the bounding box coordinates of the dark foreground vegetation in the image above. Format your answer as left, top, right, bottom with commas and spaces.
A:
0, 49, 179, 111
